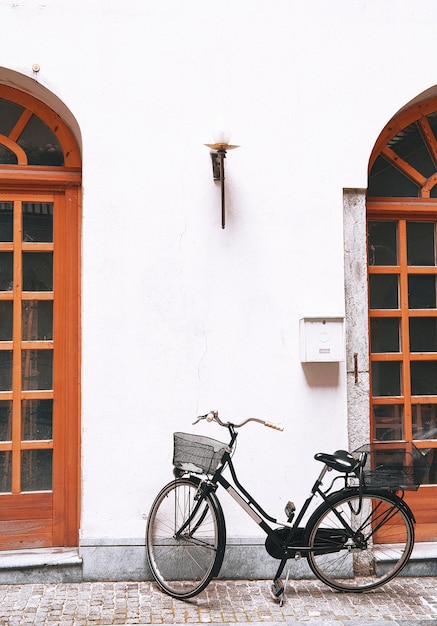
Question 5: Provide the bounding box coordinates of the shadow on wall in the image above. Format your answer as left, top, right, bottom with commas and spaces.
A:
301, 362, 340, 387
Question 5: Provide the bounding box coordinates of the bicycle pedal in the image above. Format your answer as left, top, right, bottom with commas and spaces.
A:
270, 579, 284, 598
285, 501, 296, 521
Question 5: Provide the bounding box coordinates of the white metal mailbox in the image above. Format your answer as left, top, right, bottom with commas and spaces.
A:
300, 316, 345, 363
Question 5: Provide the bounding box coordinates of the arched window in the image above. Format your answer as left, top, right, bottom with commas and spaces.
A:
368, 96, 437, 541
0, 86, 81, 549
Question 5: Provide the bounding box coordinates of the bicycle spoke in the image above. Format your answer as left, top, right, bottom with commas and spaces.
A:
306, 491, 414, 592
146, 478, 225, 599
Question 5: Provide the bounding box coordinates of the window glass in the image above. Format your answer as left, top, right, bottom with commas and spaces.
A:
21, 350, 53, 391
370, 318, 400, 352
412, 404, 437, 440
22, 203, 53, 243
0, 202, 13, 242
22, 399, 53, 441
22, 252, 53, 291
368, 221, 398, 266
408, 275, 436, 309
389, 122, 436, 178
21, 449, 52, 491
369, 274, 399, 309
22, 301, 53, 341
0, 145, 18, 165
0, 301, 13, 341
0, 351, 12, 391
372, 361, 401, 396
0, 451, 12, 492
373, 405, 404, 441
407, 222, 436, 266
18, 115, 64, 166
411, 361, 437, 395
0, 401, 12, 441
426, 111, 437, 145
0, 252, 13, 291
410, 318, 437, 352
368, 155, 420, 198
0, 98, 24, 136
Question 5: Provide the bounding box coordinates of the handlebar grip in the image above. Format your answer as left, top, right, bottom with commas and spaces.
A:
264, 421, 284, 431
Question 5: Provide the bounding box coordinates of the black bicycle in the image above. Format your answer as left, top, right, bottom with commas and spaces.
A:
146, 411, 424, 602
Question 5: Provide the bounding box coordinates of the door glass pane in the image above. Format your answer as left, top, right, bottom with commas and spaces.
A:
370, 318, 400, 352
0, 301, 13, 340
412, 404, 437, 440
22, 203, 53, 243
21, 449, 52, 491
390, 122, 436, 177
0, 202, 13, 242
410, 318, 437, 352
22, 252, 53, 291
21, 350, 53, 390
0, 252, 13, 291
411, 361, 437, 395
0, 351, 12, 391
408, 275, 436, 308
18, 114, 64, 166
0, 98, 24, 136
0, 400, 12, 441
373, 405, 404, 441
372, 361, 401, 396
368, 155, 420, 198
0, 451, 12, 492
369, 275, 399, 309
22, 301, 53, 341
22, 399, 53, 441
368, 221, 398, 266
407, 222, 436, 266
407, 222, 435, 265
0, 145, 18, 164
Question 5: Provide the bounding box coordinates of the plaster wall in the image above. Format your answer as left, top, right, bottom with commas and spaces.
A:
0, 0, 435, 571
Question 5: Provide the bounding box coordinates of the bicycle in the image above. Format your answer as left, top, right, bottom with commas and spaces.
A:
146, 410, 424, 603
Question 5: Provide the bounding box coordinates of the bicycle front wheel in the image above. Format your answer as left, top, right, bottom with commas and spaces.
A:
305, 489, 414, 592
146, 477, 226, 599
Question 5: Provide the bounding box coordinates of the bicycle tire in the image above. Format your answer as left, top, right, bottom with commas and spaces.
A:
305, 488, 414, 592
146, 477, 226, 599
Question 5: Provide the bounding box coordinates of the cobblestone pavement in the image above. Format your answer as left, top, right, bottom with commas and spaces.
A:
0, 578, 436, 625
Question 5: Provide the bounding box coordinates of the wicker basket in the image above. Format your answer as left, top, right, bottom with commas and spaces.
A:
173, 432, 229, 475
353, 442, 430, 491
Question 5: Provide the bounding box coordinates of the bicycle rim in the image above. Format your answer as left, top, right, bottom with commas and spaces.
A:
305, 490, 414, 592
146, 478, 225, 598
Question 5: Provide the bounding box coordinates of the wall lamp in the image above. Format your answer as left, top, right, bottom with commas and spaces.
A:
205, 130, 239, 229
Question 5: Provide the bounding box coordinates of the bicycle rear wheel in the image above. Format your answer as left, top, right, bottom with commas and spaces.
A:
146, 477, 226, 599
305, 489, 414, 592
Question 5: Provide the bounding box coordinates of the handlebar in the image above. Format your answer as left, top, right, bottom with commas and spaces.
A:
193, 410, 284, 432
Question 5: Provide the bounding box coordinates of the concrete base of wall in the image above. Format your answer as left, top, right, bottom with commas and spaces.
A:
80, 537, 314, 582
0, 539, 436, 584
0, 547, 83, 584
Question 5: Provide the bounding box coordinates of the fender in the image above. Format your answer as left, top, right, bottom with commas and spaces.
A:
182, 475, 227, 577
323, 487, 416, 524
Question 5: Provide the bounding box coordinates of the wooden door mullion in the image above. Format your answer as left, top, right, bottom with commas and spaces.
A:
12, 201, 22, 494
398, 219, 412, 441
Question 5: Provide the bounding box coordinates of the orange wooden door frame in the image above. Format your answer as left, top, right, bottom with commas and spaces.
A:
367, 201, 437, 541
0, 86, 81, 549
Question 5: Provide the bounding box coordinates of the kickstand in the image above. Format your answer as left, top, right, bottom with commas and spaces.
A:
280, 567, 290, 607
270, 567, 290, 607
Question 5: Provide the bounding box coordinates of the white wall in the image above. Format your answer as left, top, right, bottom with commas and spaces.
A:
1, 0, 437, 542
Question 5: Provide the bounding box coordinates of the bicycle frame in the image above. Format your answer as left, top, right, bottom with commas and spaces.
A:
193, 423, 356, 582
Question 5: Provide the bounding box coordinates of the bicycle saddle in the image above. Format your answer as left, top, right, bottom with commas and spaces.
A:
314, 449, 358, 473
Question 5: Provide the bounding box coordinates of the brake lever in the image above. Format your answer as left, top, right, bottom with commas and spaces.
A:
192, 410, 218, 426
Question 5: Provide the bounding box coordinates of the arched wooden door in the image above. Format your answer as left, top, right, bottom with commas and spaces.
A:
368, 96, 437, 541
0, 86, 81, 548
